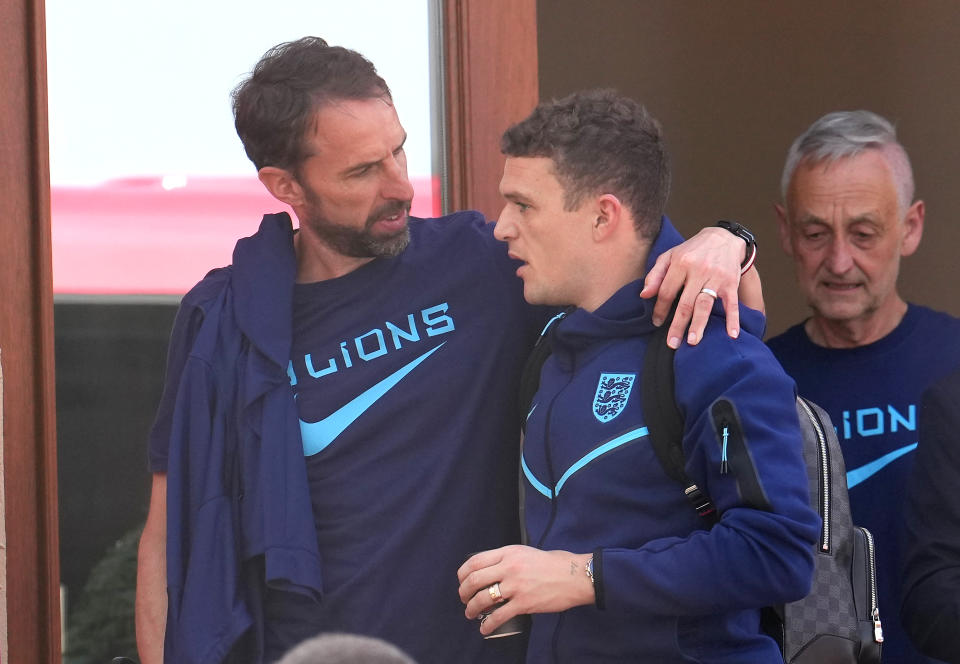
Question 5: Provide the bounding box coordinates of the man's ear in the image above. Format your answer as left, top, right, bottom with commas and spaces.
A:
774, 202, 794, 257
592, 194, 623, 241
900, 199, 925, 257
258, 166, 305, 207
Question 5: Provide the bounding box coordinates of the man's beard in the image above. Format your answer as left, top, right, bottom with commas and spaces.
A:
302, 199, 412, 259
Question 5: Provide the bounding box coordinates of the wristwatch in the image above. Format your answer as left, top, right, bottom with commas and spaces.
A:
585, 554, 595, 585
715, 220, 758, 273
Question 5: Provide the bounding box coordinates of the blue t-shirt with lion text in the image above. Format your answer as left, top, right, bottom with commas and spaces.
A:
767, 304, 960, 664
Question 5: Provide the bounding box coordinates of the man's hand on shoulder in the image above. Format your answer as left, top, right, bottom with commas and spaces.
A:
641, 225, 761, 348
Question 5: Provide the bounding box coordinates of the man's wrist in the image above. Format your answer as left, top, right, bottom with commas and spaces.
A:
715, 220, 758, 273
589, 548, 604, 609
580, 553, 597, 607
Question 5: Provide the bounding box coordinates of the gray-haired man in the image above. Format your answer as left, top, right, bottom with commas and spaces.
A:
768, 110, 960, 663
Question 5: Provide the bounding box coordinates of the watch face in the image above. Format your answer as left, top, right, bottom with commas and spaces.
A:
718, 220, 755, 244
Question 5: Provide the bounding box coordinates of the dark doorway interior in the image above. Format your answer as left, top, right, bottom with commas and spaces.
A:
55, 298, 178, 654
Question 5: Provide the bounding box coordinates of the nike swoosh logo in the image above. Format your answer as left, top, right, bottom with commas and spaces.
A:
846, 442, 917, 489
300, 342, 445, 457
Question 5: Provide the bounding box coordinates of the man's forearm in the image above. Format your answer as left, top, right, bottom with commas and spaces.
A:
136, 473, 167, 664
738, 266, 765, 314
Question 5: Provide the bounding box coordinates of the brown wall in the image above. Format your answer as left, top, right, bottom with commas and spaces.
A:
537, 0, 960, 338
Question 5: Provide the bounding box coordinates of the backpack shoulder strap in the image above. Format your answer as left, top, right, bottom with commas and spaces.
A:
641, 305, 719, 525
519, 310, 568, 432
642, 319, 685, 481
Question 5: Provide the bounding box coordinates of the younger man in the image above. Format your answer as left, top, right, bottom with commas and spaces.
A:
458, 89, 819, 662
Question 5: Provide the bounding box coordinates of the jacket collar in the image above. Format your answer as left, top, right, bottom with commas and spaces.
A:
552, 216, 684, 352
231, 212, 297, 369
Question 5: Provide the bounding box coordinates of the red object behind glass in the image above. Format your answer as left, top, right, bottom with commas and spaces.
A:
51, 175, 440, 295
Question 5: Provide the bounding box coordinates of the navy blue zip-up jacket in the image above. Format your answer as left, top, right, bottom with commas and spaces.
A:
521, 223, 820, 662
161, 214, 324, 663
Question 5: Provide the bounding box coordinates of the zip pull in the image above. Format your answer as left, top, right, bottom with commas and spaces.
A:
720, 426, 729, 474
872, 606, 883, 643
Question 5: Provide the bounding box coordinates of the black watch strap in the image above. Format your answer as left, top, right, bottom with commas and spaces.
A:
715, 220, 757, 271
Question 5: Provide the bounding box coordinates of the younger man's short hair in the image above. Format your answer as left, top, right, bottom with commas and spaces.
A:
501, 88, 670, 238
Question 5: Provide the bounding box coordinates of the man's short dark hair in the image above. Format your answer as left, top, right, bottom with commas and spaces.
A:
501, 89, 670, 238
232, 36, 392, 172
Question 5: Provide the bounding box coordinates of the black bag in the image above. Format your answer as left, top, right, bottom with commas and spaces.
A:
518, 310, 884, 663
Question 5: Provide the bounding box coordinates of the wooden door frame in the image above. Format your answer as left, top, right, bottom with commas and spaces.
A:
442, 0, 539, 220
0, 0, 61, 661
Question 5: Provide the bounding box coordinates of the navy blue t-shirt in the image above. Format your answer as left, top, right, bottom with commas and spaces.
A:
768, 304, 960, 664
272, 214, 548, 662
149, 212, 551, 663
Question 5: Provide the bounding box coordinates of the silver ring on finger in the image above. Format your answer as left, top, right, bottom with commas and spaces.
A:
699, 287, 718, 299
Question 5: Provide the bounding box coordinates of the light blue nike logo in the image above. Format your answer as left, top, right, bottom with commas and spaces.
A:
300, 342, 445, 457
846, 442, 917, 489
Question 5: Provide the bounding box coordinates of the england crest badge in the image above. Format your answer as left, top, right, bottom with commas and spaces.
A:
593, 373, 636, 423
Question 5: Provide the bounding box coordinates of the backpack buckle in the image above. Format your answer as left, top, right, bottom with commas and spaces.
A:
684, 484, 717, 520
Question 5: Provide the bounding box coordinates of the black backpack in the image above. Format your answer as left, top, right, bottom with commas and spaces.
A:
518, 311, 884, 663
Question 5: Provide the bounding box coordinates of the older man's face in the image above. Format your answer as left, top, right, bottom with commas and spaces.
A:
293, 97, 415, 259
777, 150, 923, 326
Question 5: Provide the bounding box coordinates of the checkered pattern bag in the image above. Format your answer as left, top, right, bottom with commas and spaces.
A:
769, 398, 883, 663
